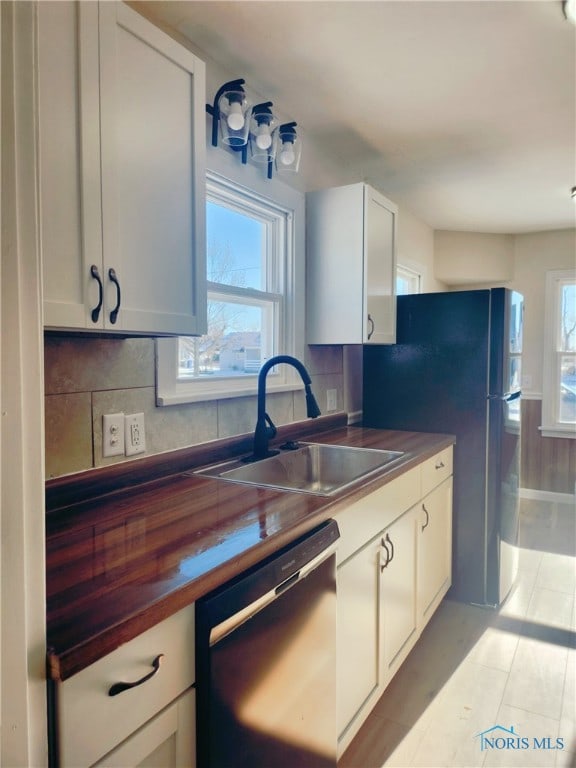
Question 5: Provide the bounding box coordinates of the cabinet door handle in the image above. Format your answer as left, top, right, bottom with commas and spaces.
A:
385, 533, 394, 564
380, 536, 389, 570
108, 268, 121, 324
90, 265, 103, 323
380, 533, 394, 571
421, 504, 430, 532
435, 460, 445, 470
108, 654, 164, 697
367, 313, 375, 340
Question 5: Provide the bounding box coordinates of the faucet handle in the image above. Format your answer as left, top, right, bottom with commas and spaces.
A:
264, 413, 277, 440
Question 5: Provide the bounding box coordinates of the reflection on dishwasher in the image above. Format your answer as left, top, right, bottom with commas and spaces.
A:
196, 520, 339, 767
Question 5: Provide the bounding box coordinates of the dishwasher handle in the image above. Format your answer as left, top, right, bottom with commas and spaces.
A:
209, 543, 337, 647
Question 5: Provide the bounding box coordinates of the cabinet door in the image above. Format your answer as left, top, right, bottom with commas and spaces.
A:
92, 688, 195, 768
99, 3, 206, 335
417, 477, 453, 624
337, 539, 380, 738
364, 187, 397, 344
306, 183, 397, 345
380, 509, 417, 679
38, 1, 104, 330
306, 184, 365, 344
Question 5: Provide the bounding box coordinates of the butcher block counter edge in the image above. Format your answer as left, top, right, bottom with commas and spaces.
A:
46, 414, 455, 681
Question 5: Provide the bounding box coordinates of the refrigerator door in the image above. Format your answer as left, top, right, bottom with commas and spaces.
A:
363, 290, 492, 606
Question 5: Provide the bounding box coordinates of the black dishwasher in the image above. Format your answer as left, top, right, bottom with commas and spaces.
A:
196, 519, 340, 768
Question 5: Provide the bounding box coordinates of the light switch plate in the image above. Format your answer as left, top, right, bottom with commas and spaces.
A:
102, 413, 125, 458
125, 413, 146, 456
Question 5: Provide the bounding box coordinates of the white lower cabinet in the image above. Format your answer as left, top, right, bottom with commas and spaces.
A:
337, 537, 380, 735
93, 688, 195, 768
54, 604, 196, 768
380, 508, 418, 680
335, 448, 453, 755
417, 477, 453, 625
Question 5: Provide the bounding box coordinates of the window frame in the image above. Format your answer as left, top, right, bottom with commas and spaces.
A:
541, 269, 576, 438
156, 169, 304, 406
396, 264, 421, 295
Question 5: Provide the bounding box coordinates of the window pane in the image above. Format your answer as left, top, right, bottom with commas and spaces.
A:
396, 266, 420, 295
207, 202, 264, 290
179, 299, 274, 379
560, 355, 576, 424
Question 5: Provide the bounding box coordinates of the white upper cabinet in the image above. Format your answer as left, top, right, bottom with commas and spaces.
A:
306, 183, 397, 344
38, 1, 207, 336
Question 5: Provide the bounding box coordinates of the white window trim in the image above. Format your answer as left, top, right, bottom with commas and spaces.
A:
396, 263, 422, 294
156, 164, 305, 406
540, 268, 576, 439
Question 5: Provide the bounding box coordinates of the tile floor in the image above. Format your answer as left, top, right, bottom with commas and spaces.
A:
339, 498, 576, 768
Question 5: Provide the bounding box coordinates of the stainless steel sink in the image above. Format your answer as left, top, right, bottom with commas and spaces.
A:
194, 442, 405, 496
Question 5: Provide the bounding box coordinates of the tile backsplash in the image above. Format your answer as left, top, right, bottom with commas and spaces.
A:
44, 336, 344, 479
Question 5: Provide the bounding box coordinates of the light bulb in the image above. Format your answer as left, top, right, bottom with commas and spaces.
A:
279, 141, 295, 166
255, 124, 272, 150
226, 102, 245, 131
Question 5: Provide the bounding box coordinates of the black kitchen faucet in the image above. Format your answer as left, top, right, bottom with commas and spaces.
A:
249, 355, 321, 461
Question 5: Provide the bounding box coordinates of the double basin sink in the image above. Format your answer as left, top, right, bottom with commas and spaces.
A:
195, 442, 406, 496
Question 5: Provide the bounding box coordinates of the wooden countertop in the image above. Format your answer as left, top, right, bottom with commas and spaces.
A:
46, 415, 454, 681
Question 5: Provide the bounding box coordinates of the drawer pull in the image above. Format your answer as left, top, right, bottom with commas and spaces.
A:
435, 460, 445, 470
108, 654, 164, 697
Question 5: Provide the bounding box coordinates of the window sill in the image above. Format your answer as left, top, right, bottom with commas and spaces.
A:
539, 425, 576, 439
157, 381, 304, 407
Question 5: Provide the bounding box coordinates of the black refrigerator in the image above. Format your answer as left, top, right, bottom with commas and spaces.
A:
363, 288, 524, 607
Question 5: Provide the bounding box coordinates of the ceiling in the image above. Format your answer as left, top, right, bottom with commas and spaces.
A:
137, 0, 575, 234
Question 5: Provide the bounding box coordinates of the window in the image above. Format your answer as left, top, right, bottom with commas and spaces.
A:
396, 265, 421, 295
541, 269, 576, 437
157, 171, 303, 405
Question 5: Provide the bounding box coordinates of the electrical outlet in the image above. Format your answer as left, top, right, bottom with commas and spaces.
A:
326, 389, 337, 412
102, 413, 125, 458
125, 412, 146, 456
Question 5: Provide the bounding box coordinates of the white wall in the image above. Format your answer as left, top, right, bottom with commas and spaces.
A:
435, 230, 515, 285
399, 207, 445, 293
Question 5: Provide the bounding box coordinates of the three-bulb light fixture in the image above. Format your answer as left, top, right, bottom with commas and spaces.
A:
206, 79, 301, 178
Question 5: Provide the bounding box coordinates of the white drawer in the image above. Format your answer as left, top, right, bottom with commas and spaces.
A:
334, 466, 421, 564
58, 604, 195, 768
421, 447, 453, 497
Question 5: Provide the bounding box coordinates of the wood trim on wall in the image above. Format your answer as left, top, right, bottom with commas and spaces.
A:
1, 3, 48, 765
521, 398, 575, 494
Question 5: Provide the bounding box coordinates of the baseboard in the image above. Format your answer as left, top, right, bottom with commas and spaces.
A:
520, 487, 575, 505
